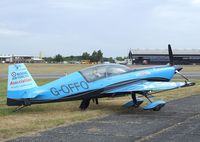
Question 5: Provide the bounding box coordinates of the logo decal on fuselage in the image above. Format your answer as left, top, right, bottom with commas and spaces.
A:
50, 81, 89, 96
11, 72, 16, 77
10, 71, 32, 86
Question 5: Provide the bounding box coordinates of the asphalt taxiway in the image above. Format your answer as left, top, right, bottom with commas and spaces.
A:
8, 94, 200, 142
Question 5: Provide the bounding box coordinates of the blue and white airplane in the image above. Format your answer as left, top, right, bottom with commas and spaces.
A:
7, 45, 195, 111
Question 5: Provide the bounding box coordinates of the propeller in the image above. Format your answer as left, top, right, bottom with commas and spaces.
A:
168, 44, 174, 66
168, 44, 189, 81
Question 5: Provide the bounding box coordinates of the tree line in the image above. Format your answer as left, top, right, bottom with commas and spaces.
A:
43, 50, 116, 63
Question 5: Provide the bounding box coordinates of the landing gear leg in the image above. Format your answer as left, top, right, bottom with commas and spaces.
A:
131, 92, 137, 105
131, 92, 143, 107
92, 98, 99, 105
122, 93, 144, 108
95, 98, 99, 105
143, 92, 153, 103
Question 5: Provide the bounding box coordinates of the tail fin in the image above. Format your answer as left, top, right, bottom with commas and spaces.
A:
7, 63, 38, 100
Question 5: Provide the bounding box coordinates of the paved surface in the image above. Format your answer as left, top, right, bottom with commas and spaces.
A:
8, 94, 200, 142
1, 72, 200, 79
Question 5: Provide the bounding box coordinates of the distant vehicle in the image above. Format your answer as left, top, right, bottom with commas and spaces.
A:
103, 61, 110, 64
114, 59, 128, 65
7, 45, 195, 112
69, 61, 80, 64
63, 61, 69, 64
81, 60, 90, 64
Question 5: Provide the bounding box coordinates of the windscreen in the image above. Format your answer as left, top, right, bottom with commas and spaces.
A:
80, 64, 131, 82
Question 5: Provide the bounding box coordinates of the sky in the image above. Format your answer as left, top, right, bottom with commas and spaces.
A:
0, 0, 200, 57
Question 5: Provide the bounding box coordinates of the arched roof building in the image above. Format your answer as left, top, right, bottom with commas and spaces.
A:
128, 48, 200, 65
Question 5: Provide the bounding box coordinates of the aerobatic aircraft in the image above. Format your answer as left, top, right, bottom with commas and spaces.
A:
7, 45, 195, 111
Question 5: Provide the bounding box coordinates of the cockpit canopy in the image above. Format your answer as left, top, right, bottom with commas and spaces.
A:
80, 64, 131, 82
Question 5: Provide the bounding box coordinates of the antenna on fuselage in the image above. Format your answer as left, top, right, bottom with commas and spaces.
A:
168, 44, 174, 66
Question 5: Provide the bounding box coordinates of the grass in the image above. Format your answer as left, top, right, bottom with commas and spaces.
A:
180, 66, 200, 72
0, 64, 92, 74
0, 64, 199, 74
0, 63, 200, 141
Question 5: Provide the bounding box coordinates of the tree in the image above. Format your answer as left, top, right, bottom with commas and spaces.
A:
90, 50, 103, 63
108, 57, 115, 63
90, 51, 98, 62
43, 57, 53, 63
69, 55, 74, 61
82, 52, 90, 60
116, 56, 124, 61
54, 54, 63, 63
97, 50, 103, 63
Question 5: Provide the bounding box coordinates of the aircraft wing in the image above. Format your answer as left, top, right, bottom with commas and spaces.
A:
104, 81, 193, 94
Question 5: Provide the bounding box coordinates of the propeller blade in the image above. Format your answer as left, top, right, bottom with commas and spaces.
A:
168, 44, 174, 66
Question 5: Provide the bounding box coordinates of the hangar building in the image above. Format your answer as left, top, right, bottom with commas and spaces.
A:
128, 48, 200, 65
0, 55, 44, 63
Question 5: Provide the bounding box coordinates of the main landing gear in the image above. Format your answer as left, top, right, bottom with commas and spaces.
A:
79, 99, 91, 110
123, 92, 144, 108
79, 98, 99, 110
123, 92, 166, 111
142, 92, 166, 111
92, 98, 99, 105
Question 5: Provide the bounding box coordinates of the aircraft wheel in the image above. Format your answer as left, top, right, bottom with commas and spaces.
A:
134, 101, 143, 108
79, 99, 90, 110
153, 104, 164, 111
